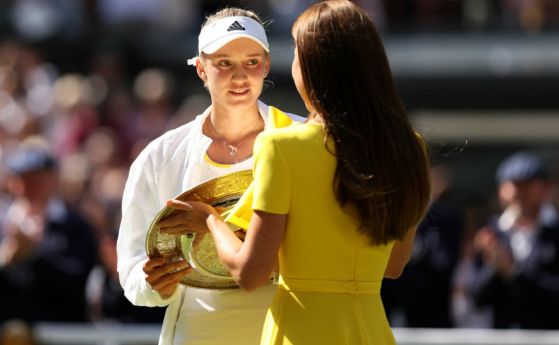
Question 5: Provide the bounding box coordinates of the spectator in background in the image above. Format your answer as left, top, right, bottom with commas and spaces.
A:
383, 163, 463, 327
0, 142, 98, 323
466, 152, 559, 329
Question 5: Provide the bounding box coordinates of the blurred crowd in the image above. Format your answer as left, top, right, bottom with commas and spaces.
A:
1, 1, 559, 343
0, 38, 205, 327
2, 0, 559, 75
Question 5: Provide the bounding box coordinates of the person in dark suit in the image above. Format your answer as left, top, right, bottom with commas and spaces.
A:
0, 145, 98, 323
468, 152, 559, 329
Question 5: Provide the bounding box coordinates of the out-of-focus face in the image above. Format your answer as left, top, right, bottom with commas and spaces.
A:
197, 38, 269, 111
506, 178, 551, 215
21, 170, 57, 202
7, 169, 57, 206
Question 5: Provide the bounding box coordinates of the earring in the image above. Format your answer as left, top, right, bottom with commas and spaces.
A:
201, 72, 206, 80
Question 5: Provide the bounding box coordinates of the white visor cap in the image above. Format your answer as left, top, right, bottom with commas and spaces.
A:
187, 16, 269, 65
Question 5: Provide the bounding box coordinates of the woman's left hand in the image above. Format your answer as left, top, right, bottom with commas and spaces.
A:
158, 200, 220, 235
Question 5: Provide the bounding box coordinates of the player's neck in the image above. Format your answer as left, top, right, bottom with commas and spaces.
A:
208, 103, 263, 142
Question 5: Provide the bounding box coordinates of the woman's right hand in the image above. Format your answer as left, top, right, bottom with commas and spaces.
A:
158, 199, 218, 235
143, 257, 192, 298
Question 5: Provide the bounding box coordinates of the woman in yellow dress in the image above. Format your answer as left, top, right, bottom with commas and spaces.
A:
163, 1, 431, 344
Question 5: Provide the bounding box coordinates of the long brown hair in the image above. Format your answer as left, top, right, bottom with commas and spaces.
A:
293, 0, 431, 244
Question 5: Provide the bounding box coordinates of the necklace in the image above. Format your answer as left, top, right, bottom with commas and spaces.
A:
224, 142, 239, 157
206, 115, 264, 161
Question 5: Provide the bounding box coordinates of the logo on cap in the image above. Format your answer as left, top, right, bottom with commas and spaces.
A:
227, 21, 246, 32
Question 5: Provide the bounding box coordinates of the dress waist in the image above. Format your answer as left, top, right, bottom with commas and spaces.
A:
278, 277, 381, 294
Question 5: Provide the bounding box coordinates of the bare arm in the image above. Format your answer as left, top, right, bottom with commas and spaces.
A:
207, 210, 286, 291
384, 226, 417, 279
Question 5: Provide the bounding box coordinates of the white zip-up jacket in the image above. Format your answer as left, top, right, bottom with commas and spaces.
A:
117, 101, 302, 345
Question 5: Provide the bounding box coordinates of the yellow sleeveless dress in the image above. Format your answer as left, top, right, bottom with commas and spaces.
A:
228, 122, 396, 345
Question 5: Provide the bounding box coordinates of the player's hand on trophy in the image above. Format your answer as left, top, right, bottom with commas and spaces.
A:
158, 199, 219, 235
143, 257, 191, 298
